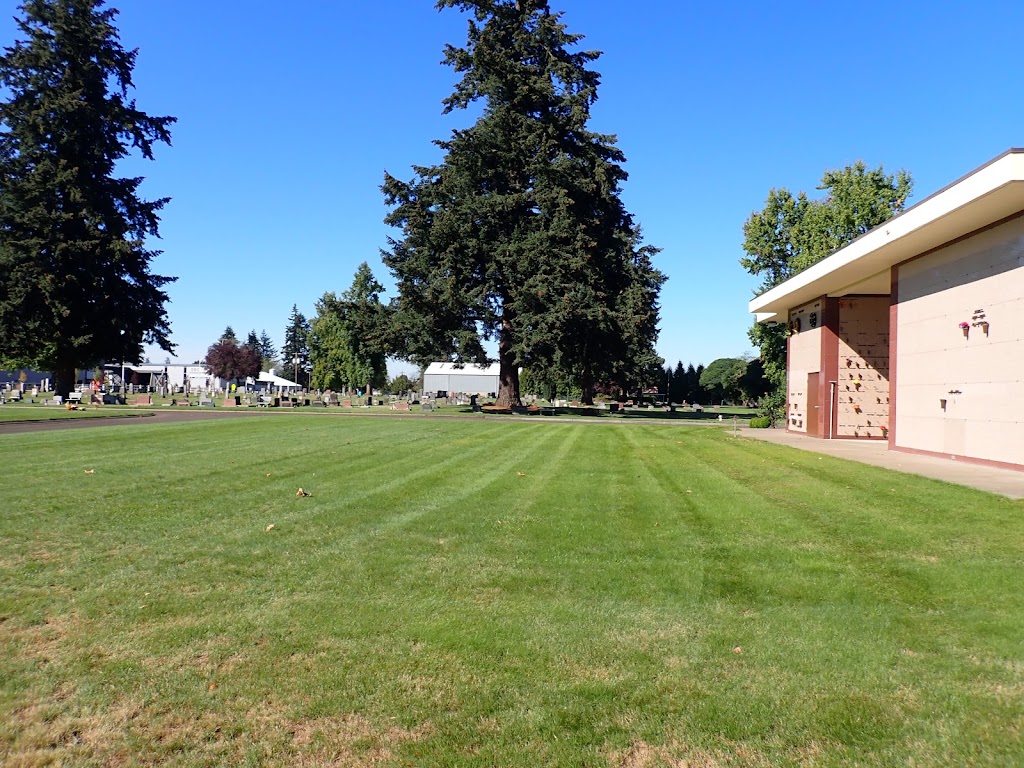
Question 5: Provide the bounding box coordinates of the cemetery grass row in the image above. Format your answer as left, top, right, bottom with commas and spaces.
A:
1, 416, 1021, 766
0, 397, 758, 424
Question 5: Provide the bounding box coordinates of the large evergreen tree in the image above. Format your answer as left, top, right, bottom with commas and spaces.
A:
0, 0, 176, 396
280, 304, 310, 384
383, 0, 664, 408
257, 329, 277, 372
670, 360, 685, 404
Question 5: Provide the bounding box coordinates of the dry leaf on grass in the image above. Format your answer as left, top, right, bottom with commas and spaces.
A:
516, 472, 526, 477
84, 469, 95, 474
265, 524, 275, 532
296, 488, 311, 497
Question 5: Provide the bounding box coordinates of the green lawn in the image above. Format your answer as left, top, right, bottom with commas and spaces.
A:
0, 405, 133, 422
1, 416, 1021, 766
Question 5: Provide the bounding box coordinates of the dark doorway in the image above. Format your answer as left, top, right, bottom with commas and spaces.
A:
807, 372, 820, 436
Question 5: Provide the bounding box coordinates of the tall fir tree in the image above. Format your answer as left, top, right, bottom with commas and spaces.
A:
0, 0, 176, 396
670, 360, 685, 404
695, 364, 706, 403
281, 304, 311, 384
383, 0, 664, 407
257, 329, 277, 372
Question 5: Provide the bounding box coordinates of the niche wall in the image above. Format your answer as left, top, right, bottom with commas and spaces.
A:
786, 298, 824, 432
836, 297, 890, 438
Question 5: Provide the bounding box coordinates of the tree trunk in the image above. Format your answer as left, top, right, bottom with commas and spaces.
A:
580, 363, 595, 405
52, 365, 76, 399
495, 319, 521, 408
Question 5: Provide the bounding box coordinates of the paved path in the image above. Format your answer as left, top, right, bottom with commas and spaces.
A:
0, 408, 249, 434
738, 427, 1024, 500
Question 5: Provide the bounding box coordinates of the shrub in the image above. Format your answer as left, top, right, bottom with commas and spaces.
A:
756, 388, 786, 427
748, 416, 773, 428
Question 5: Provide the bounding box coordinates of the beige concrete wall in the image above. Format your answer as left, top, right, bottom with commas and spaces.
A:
895, 215, 1024, 465
836, 297, 890, 437
786, 298, 823, 432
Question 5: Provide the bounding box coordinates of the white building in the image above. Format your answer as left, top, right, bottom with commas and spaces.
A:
422, 362, 501, 396
749, 148, 1024, 470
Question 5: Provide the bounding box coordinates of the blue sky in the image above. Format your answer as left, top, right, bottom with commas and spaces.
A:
3, 1, 1022, 375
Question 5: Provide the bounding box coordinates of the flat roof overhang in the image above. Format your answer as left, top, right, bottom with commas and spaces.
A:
749, 149, 1024, 322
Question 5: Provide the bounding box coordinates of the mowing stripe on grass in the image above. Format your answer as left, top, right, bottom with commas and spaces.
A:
2, 417, 1022, 766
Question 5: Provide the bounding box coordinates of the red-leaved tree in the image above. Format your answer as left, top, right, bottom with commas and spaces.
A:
204, 339, 261, 386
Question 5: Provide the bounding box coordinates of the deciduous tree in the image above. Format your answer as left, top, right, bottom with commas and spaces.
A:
736, 357, 771, 402
699, 357, 746, 404
386, 373, 414, 395
742, 162, 912, 389
203, 337, 260, 388
308, 297, 349, 392
0, 0, 176, 397
309, 263, 390, 395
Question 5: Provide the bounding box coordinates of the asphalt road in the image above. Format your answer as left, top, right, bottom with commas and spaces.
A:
0, 408, 256, 434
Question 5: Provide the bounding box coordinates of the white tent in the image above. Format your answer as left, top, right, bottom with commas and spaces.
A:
255, 371, 302, 391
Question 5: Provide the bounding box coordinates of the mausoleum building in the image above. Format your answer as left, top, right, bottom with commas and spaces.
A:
749, 149, 1024, 470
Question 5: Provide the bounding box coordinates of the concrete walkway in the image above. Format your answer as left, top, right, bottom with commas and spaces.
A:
738, 427, 1024, 500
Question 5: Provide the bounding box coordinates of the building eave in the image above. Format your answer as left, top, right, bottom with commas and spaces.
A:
749, 149, 1024, 320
